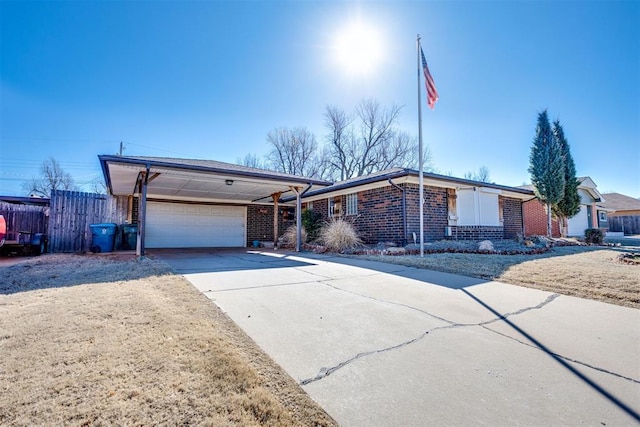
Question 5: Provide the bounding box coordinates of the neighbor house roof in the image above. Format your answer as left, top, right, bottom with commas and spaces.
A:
99, 155, 332, 204
286, 168, 535, 202
0, 195, 50, 206
599, 193, 640, 212
520, 176, 605, 204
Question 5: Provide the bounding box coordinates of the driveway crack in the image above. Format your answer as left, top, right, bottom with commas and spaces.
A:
319, 280, 457, 325
300, 326, 451, 386
300, 292, 563, 386
475, 293, 560, 327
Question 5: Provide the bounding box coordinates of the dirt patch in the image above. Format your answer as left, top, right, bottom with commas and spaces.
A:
354, 245, 639, 308
0, 254, 336, 426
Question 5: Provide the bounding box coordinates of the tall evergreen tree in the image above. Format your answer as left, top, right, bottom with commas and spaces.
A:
551, 120, 581, 236
528, 110, 565, 237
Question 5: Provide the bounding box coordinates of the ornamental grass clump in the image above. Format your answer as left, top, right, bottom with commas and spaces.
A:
281, 225, 307, 248
319, 218, 362, 252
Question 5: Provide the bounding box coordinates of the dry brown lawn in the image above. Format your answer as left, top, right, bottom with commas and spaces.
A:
0, 254, 336, 426
357, 245, 639, 308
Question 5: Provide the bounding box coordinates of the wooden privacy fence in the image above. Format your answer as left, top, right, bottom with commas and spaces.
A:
0, 202, 48, 236
608, 216, 640, 235
48, 190, 129, 253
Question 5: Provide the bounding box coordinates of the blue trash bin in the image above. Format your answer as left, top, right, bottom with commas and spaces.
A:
90, 223, 118, 253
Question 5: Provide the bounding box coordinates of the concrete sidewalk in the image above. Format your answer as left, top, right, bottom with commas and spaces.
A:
153, 249, 640, 426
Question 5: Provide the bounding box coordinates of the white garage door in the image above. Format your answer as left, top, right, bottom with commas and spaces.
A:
146, 202, 246, 248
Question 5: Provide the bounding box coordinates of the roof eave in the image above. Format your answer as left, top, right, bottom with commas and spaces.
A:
292, 168, 535, 201
99, 155, 332, 188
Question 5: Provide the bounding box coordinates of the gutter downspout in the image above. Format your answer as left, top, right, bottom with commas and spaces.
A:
388, 179, 407, 246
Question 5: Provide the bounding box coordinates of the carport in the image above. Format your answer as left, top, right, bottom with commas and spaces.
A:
99, 155, 330, 255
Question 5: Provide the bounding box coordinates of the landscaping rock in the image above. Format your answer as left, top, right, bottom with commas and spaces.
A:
478, 240, 494, 251
313, 245, 327, 254
385, 247, 406, 255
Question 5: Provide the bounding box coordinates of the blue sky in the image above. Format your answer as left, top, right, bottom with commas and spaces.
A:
1, 0, 638, 197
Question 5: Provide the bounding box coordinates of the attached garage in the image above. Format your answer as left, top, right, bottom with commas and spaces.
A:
146, 202, 246, 248
99, 155, 331, 255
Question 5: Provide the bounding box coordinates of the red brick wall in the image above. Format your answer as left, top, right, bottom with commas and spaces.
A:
405, 183, 449, 242
313, 199, 329, 221
246, 205, 294, 246
447, 226, 503, 240
352, 185, 405, 245
299, 185, 525, 245
502, 197, 524, 239
522, 199, 560, 237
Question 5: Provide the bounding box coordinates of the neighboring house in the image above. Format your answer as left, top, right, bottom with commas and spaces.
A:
99, 155, 534, 254
522, 177, 608, 237
599, 192, 640, 235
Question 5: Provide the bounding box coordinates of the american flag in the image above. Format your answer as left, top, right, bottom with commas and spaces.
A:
421, 47, 439, 109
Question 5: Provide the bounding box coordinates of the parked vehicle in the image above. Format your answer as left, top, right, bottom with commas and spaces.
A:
0, 214, 46, 255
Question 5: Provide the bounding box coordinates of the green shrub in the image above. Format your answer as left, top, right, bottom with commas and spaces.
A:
584, 228, 605, 245
318, 217, 362, 252
302, 209, 323, 241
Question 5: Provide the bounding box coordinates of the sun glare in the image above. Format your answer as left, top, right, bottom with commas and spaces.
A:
332, 21, 384, 76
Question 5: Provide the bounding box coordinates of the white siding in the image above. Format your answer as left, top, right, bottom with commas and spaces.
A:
567, 205, 589, 236
457, 190, 477, 225
478, 191, 500, 226
456, 188, 500, 226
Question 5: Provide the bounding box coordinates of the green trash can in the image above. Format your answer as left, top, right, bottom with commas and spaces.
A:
121, 223, 138, 250
89, 223, 118, 253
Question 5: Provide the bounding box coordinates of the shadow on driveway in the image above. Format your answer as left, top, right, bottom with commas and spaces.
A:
151, 248, 489, 289
148, 248, 317, 274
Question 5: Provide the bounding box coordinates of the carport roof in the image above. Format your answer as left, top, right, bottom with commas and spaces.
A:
99, 155, 332, 204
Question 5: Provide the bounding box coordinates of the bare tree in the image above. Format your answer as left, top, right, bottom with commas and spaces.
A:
376, 130, 423, 171
311, 145, 336, 181
236, 153, 264, 169
355, 99, 401, 176
324, 99, 429, 180
265, 127, 322, 177
324, 105, 355, 180
23, 157, 78, 197
90, 177, 108, 194
464, 166, 491, 182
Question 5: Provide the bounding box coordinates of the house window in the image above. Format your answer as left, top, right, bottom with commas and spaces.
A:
346, 193, 358, 215
307, 201, 313, 211
598, 211, 607, 222
329, 198, 342, 217
456, 187, 500, 226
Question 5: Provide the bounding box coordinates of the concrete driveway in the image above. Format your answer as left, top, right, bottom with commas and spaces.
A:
153, 248, 640, 426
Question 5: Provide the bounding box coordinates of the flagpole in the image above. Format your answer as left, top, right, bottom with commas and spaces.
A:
417, 34, 424, 257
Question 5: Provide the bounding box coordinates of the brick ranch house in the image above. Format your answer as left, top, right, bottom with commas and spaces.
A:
521, 177, 609, 237
286, 168, 534, 245
100, 155, 535, 255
